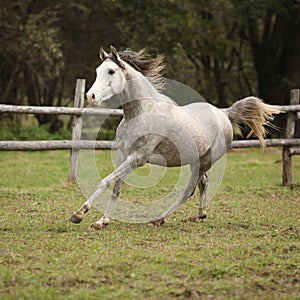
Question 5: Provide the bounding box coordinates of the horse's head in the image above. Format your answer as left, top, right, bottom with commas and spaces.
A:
86, 46, 131, 105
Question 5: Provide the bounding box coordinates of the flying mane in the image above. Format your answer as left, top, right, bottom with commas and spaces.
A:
118, 49, 166, 91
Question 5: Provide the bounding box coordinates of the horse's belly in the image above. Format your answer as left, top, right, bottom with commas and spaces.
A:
150, 140, 186, 167
151, 136, 206, 167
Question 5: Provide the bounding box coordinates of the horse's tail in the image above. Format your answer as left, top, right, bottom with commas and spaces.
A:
222, 96, 281, 149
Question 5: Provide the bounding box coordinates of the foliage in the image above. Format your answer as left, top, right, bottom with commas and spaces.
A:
0, 1, 64, 105
109, 0, 300, 105
0, 149, 299, 299
0, 118, 71, 141
1, 0, 300, 129
230, 0, 300, 104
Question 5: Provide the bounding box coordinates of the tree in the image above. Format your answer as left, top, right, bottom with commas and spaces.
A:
233, 0, 300, 104
108, 0, 300, 108
108, 0, 257, 106
1, 0, 300, 132
0, 0, 64, 127
58, 0, 120, 97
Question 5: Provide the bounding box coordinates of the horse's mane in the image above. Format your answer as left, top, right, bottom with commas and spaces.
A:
118, 49, 166, 91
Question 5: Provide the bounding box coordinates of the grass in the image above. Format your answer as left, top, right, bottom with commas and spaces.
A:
0, 148, 299, 299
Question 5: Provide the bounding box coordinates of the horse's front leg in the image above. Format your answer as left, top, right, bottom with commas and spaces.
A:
90, 178, 123, 229
70, 154, 139, 225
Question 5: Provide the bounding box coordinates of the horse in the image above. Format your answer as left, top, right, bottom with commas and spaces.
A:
70, 46, 280, 229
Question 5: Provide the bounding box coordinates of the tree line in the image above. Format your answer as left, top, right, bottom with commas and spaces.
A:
1, 0, 299, 131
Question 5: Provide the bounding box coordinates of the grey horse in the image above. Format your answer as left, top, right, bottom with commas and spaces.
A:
70, 46, 279, 229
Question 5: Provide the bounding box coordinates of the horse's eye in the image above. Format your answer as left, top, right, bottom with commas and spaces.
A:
108, 69, 115, 75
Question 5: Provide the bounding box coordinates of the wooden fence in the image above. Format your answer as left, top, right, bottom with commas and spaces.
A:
282, 89, 300, 185
0, 79, 299, 185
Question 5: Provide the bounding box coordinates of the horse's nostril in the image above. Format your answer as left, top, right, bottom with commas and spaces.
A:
92, 93, 95, 99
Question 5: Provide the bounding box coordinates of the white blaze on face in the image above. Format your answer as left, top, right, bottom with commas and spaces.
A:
86, 60, 126, 105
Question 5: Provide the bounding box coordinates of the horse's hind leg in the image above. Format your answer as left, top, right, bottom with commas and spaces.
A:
189, 173, 208, 221
150, 165, 200, 225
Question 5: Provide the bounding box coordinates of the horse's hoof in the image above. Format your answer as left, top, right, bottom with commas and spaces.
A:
149, 218, 165, 226
69, 215, 83, 224
90, 222, 108, 230
188, 214, 206, 222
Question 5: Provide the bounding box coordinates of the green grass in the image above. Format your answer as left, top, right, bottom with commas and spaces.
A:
0, 148, 299, 299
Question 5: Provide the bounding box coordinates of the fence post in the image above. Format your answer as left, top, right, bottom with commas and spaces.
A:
68, 79, 86, 183
282, 89, 299, 186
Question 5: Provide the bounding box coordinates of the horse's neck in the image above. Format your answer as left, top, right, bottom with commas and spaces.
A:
121, 77, 174, 119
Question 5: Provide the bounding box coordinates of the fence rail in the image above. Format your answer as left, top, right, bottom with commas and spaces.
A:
1, 103, 300, 115
0, 139, 300, 151
0, 104, 123, 116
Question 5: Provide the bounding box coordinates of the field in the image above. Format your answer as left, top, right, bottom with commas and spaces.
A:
0, 148, 299, 299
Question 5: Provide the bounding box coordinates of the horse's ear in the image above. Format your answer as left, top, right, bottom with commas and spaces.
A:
99, 47, 109, 61
110, 45, 119, 59
110, 45, 125, 69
